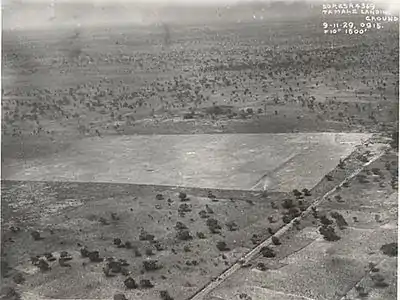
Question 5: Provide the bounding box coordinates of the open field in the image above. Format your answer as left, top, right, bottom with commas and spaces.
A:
1, 1, 398, 300
3, 133, 371, 191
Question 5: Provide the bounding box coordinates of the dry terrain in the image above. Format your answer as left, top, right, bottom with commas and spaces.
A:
3, 133, 371, 191
1, 1, 398, 300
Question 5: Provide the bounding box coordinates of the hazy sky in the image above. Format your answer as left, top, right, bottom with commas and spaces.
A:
3, 0, 399, 31
3, 0, 399, 8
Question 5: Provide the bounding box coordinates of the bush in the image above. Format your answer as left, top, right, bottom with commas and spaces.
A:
260, 246, 276, 258
160, 290, 174, 300
178, 192, 188, 200
292, 189, 302, 198
380, 242, 397, 257
282, 199, 295, 209
143, 260, 162, 271
319, 225, 340, 241
183, 113, 194, 120
319, 215, 333, 226
176, 229, 193, 241
271, 236, 281, 245
216, 241, 230, 251
330, 212, 348, 229
207, 218, 222, 234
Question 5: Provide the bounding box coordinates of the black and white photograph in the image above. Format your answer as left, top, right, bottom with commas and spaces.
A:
1, 0, 399, 299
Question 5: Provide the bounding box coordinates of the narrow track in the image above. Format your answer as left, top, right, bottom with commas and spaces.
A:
250, 152, 301, 190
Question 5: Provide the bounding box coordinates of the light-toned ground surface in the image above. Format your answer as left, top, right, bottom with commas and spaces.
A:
2, 133, 370, 192
204, 150, 398, 300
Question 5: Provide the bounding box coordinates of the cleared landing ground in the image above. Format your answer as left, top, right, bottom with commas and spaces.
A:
2, 133, 371, 192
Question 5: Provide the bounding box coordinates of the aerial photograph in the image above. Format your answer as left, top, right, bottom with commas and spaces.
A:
1, 0, 398, 299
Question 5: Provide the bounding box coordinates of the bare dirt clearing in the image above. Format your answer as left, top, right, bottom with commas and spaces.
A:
3, 133, 370, 191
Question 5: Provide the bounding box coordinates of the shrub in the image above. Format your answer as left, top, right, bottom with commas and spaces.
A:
260, 246, 276, 258
380, 242, 397, 257
319, 225, 340, 241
